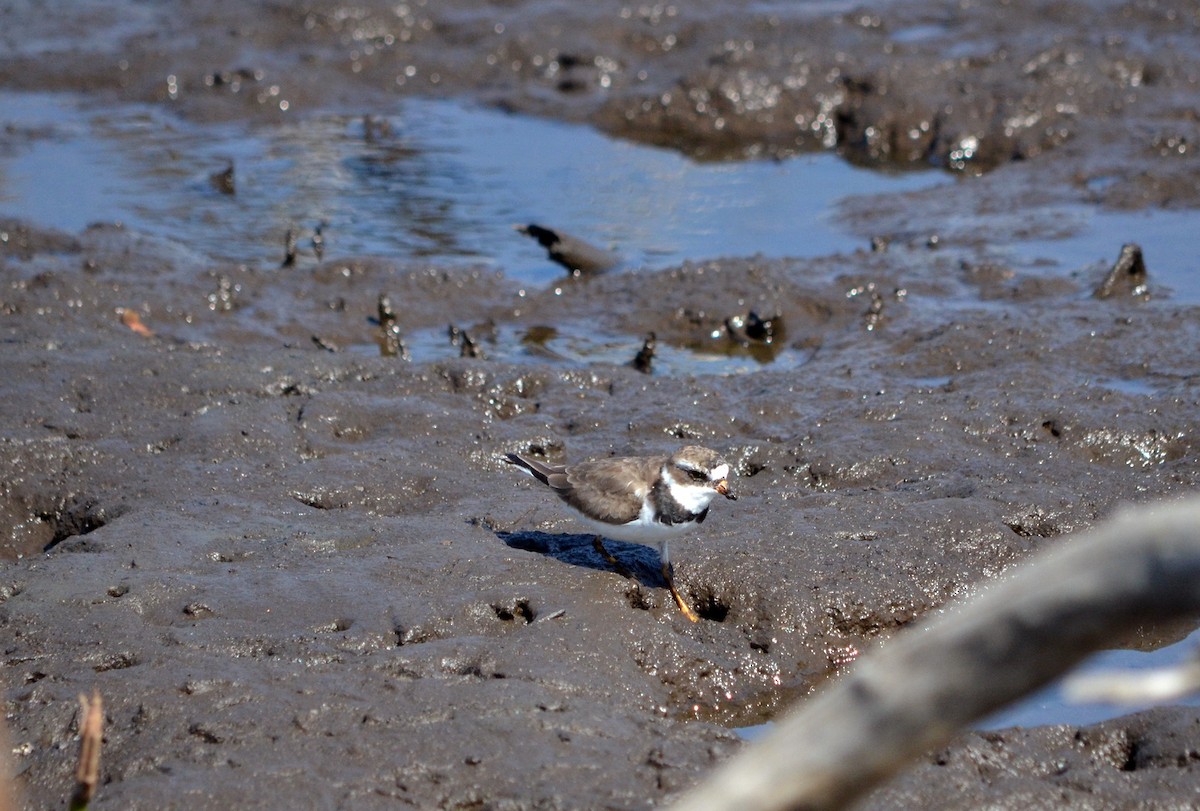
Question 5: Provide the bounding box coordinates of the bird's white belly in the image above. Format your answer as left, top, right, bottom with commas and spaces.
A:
572, 502, 692, 546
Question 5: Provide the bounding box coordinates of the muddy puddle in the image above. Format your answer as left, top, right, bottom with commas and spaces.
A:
980, 626, 1200, 731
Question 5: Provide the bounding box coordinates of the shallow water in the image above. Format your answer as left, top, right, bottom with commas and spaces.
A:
736, 627, 1200, 742
0, 91, 944, 288
980, 627, 1200, 729
5, 90, 1195, 337
1006, 206, 1200, 305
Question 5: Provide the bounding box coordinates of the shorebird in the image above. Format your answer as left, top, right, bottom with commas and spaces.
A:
504, 446, 736, 621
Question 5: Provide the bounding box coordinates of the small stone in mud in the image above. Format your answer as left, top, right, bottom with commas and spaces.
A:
1094, 243, 1148, 299
312, 222, 325, 261
210, 163, 235, 195
281, 227, 298, 268
207, 275, 240, 312
462, 332, 484, 358
377, 294, 407, 359
631, 332, 656, 374
205, 67, 263, 91
450, 324, 485, 359
864, 291, 886, 330
847, 282, 891, 331
116, 307, 154, 337
726, 312, 782, 345
378, 294, 398, 325
514, 223, 621, 276
362, 114, 395, 142
380, 327, 408, 358
870, 236, 890, 253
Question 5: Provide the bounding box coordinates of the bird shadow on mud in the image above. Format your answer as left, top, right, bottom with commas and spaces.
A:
493, 529, 669, 591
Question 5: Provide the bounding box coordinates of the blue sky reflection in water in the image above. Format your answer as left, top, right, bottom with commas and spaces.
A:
737, 627, 1200, 742
5, 93, 1196, 301
0, 92, 944, 286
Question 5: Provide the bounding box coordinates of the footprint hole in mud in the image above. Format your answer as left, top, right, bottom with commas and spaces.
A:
188, 724, 223, 744
491, 598, 534, 624
207, 550, 255, 563
466, 514, 500, 532
625, 584, 657, 612
747, 629, 774, 653
692, 589, 732, 623
740, 459, 768, 478
45, 502, 108, 547
1042, 419, 1064, 438
1074, 728, 1141, 771
0, 492, 118, 557
507, 438, 564, 461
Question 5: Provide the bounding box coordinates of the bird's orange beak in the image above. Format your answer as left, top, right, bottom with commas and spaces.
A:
715, 480, 736, 500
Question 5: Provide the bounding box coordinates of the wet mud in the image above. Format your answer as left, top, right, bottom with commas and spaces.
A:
4, 1, 1200, 809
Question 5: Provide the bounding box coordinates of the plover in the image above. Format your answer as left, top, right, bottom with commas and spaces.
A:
504, 446, 736, 622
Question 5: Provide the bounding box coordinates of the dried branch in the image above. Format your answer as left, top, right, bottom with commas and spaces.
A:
670, 497, 1200, 811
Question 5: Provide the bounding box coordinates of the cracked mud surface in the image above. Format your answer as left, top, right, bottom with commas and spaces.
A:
3, 1, 1200, 809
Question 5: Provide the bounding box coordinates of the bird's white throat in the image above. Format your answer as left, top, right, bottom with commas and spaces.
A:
664, 464, 721, 514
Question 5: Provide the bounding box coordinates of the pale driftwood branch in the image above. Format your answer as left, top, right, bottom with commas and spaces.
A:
670, 497, 1200, 811
1064, 655, 1200, 705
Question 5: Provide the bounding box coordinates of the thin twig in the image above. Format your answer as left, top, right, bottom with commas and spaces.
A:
69, 690, 102, 811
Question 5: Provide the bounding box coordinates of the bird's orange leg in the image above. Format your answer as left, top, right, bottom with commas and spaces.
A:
661, 559, 700, 623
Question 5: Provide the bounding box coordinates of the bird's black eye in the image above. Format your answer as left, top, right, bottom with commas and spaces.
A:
686, 469, 707, 483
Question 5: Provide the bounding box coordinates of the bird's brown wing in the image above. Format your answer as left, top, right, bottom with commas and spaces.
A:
559, 456, 660, 525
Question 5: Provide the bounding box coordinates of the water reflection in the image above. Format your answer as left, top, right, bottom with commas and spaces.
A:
0, 92, 945, 288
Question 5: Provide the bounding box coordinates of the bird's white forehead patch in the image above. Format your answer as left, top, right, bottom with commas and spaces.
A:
710, 463, 729, 481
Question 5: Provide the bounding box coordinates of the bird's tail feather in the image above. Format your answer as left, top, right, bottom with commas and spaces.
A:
503, 453, 552, 486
